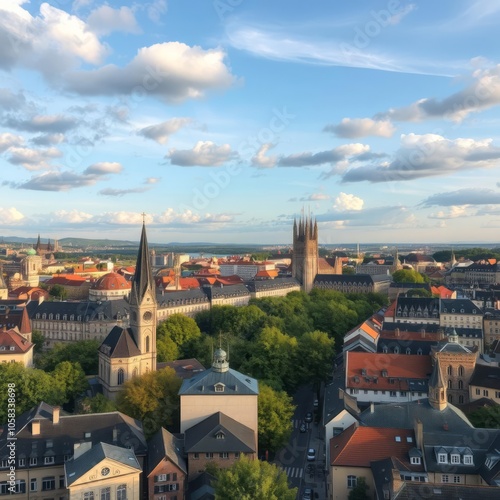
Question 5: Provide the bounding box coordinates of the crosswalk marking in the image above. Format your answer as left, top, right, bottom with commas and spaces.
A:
279, 466, 304, 479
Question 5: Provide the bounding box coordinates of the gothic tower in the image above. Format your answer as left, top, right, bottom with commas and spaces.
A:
292, 215, 318, 293
428, 357, 447, 411
128, 220, 157, 373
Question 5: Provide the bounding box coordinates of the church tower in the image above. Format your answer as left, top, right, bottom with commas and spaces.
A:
428, 358, 447, 411
98, 220, 157, 399
292, 215, 318, 293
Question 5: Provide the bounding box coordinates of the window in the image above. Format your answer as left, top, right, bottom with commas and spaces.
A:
347, 475, 357, 488
205, 453, 214, 459
215, 383, 225, 392
30, 478, 37, 492
0, 460, 7, 468
453, 476, 461, 483
447, 365, 452, 376
59, 475, 65, 488
117, 484, 127, 500
458, 366, 464, 377
42, 477, 55, 491
406, 348, 411, 355
447, 380, 452, 389
459, 395, 464, 404
390, 391, 397, 397
29, 457, 37, 466
451, 454, 460, 464
157, 474, 168, 482
18, 458, 25, 467
2, 480, 26, 494
234, 452, 240, 458
417, 348, 423, 355
100, 487, 111, 500
442, 475, 449, 483
146, 336, 150, 353
438, 453, 447, 464
476, 388, 481, 395
410, 457, 421, 465
83, 493, 94, 500
193, 453, 199, 459
117, 368, 125, 386
463, 455, 473, 465
484, 389, 489, 397
220, 452, 229, 459
44, 456, 55, 465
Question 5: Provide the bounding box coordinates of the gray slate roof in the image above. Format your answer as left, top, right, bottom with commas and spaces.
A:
30, 299, 129, 322
244, 277, 300, 292
147, 427, 187, 476
65, 442, 141, 486
99, 325, 140, 358
179, 367, 258, 396
469, 364, 500, 390
184, 412, 255, 453
441, 299, 483, 315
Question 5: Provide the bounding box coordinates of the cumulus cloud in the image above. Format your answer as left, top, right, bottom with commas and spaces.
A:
324, 118, 395, 138
342, 134, 500, 183
375, 65, 500, 122
156, 208, 234, 225
3, 114, 78, 133
0, 133, 24, 152
0, 88, 28, 111
333, 192, 364, 211
0, 206, 25, 224
251, 143, 277, 168
278, 143, 370, 167
31, 133, 65, 146
167, 141, 238, 167
87, 5, 141, 35
84, 162, 123, 175
7, 146, 62, 170
63, 42, 236, 103
52, 209, 93, 223
420, 188, 500, 207
428, 206, 469, 219
138, 118, 193, 144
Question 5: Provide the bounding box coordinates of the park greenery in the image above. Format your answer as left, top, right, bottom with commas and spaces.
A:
212, 455, 297, 500
468, 405, 500, 429
392, 269, 430, 283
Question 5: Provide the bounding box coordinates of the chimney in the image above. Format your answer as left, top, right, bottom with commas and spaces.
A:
31, 420, 40, 436
395, 328, 400, 337
52, 406, 60, 425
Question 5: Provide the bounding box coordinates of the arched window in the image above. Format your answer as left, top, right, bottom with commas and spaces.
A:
459, 395, 464, 404
132, 368, 138, 378
145, 336, 150, 353
448, 394, 453, 403
448, 380, 452, 389
117, 484, 127, 500
447, 365, 452, 376
458, 366, 464, 377
458, 380, 463, 390
117, 368, 124, 386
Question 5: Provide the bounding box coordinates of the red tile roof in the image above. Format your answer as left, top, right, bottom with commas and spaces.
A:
330, 424, 415, 467
0, 328, 34, 354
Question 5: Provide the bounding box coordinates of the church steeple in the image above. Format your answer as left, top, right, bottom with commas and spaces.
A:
130, 220, 154, 306
428, 358, 447, 411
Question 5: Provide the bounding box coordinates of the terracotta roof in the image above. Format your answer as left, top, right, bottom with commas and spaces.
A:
0, 328, 33, 354
92, 272, 131, 291
255, 269, 279, 278
330, 423, 415, 467
46, 275, 88, 286
346, 352, 432, 391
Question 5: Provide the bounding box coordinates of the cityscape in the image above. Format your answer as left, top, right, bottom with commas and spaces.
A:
2, 1, 500, 500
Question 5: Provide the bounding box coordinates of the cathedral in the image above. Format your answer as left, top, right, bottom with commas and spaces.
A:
98, 222, 157, 400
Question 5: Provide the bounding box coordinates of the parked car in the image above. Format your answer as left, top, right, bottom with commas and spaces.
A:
307, 448, 316, 461
302, 487, 313, 500
305, 412, 313, 423
299, 422, 307, 433
313, 399, 319, 408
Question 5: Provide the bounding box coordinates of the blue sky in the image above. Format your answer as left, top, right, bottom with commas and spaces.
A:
1, 0, 500, 245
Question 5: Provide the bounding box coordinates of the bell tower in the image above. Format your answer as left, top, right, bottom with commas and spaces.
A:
292, 215, 318, 293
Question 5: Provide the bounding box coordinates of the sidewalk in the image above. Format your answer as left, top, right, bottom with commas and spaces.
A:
302, 408, 327, 499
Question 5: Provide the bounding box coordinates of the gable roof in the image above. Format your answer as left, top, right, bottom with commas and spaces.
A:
0, 328, 33, 354
99, 326, 140, 358
147, 427, 187, 476
184, 412, 255, 453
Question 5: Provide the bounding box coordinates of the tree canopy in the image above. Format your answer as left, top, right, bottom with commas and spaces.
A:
392, 269, 429, 283
214, 455, 297, 500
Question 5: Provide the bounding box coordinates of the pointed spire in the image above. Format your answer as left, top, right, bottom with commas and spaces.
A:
35, 234, 41, 251
131, 219, 154, 304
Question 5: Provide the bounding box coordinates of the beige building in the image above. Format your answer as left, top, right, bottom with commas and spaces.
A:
99, 222, 157, 400
469, 364, 500, 404
0, 328, 34, 367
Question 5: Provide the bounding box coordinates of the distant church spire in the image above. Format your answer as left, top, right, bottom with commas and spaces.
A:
292, 213, 319, 293
130, 219, 154, 305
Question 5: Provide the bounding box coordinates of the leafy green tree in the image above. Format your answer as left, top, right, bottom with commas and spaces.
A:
214, 455, 297, 500
157, 314, 201, 347
156, 336, 179, 363
406, 288, 432, 298
115, 367, 181, 438
343, 266, 356, 274
298, 330, 335, 386
31, 330, 46, 354
78, 393, 116, 414
49, 284, 67, 300
348, 477, 369, 500
468, 405, 500, 428
392, 269, 428, 283
51, 361, 88, 405
37, 339, 100, 375
258, 384, 295, 454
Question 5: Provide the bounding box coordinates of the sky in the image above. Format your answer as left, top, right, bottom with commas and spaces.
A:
1, 0, 500, 246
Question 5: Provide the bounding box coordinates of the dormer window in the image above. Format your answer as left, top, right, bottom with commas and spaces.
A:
450, 454, 460, 464
215, 431, 225, 440
410, 456, 421, 465
463, 455, 473, 465
214, 383, 225, 393
438, 453, 448, 464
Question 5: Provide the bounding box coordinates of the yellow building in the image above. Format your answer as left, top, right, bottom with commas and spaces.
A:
0, 328, 34, 367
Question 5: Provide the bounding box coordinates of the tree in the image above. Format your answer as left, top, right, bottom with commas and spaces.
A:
37, 339, 100, 375
343, 266, 356, 274
348, 477, 369, 500
468, 405, 500, 428
298, 330, 335, 386
156, 335, 179, 362
51, 361, 88, 406
258, 384, 295, 454
49, 284, 67, 300
157, 314, 201, 347
31, 330, 46, 354
115, 367, 181, 438
392, 269, 427, 283
78, 393, 116, 414
214, 455, 297, 500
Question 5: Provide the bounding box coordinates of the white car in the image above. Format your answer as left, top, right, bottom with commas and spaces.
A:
307, 448, 316, 461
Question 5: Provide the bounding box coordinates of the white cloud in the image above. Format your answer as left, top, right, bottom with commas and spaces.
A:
64, 42, 236, 103
333, 192, 364, 211
428, 206, 469, 219
0, 206, 25, 224
324, 118, 395, 138
167, 141, 238, 167
7, 146, 62, 170
0, 133, 24, 152
87, 5, 141, 35
251, 143, 277, 168
52, 209, 93, 223
278, 143, 371, 167
138, 118, 193, 144
84, 162, 123, 175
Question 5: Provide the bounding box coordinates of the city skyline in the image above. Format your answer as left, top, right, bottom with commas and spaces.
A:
1, 1, 500, 245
